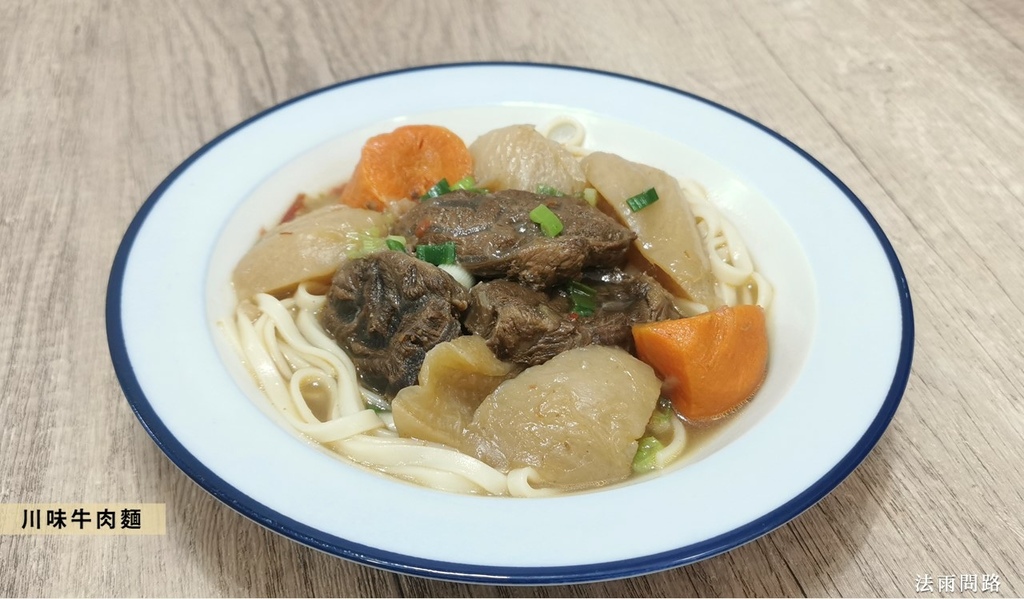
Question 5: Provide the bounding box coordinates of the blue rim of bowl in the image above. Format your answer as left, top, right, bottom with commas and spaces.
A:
105, 61, 914, 585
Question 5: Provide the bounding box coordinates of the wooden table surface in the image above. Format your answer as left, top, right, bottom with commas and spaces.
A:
3, 0, 1023, 596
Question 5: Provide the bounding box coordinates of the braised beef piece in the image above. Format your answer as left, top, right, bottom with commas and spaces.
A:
463, 269, 680, 366
392, 190, 635, 288
320, 251, 469, 397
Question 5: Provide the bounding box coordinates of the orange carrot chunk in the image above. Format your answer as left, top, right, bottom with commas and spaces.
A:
339, 125, 473, 211
632, 305, 768, 423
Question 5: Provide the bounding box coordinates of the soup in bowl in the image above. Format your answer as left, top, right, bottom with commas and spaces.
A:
207, 106, 816, 498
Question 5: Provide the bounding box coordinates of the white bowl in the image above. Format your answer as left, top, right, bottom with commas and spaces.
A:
106, 63, 913, 584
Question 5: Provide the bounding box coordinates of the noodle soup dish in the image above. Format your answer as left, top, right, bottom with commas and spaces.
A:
210, 106, 816, 498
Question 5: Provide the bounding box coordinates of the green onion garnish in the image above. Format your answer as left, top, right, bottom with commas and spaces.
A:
345, 231, 386, 258
582, 187, 598, 207
536, 184, 565, 197
415, 241, 457, 265
451, 176, 475, 190
632, 435, 665, 473
385, 235, 406, 252
567, 280, 597, 317
529, 204, 564, 237
626, 187, 659, 212
451, 176, 487, 193
423, 177, 487, 198
421, 178, 452, 200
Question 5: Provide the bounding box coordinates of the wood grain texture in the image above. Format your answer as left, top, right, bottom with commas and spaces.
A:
1, 0, 1022, 596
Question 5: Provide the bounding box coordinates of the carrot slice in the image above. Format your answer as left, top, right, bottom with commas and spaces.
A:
632, 305, 768, 423
339, 125, 473, 211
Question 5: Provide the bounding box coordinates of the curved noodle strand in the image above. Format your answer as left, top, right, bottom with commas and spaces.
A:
336, 435, 510, 496
507, 467, 560, 498
293, 283, 327, 312
258, 313, 294, 379
230, 305, 386, 443
291, 408, 384, 443
385, 466, 495, 495
682, 181, 771, 310
233, 310, 298, 416
538, 115, 589, 157
278, 343, 314, 371
750, 271, 774, 310
654, 415, 688, 469
255, 293, 363, 416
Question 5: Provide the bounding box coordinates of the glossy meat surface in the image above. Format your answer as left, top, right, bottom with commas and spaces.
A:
392, 189, 635, 288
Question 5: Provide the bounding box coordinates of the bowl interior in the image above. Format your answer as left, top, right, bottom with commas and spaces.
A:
116, 65, 905, 577
207, 105, 817, 483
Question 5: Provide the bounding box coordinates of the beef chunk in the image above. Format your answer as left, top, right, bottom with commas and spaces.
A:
320, 251, 469, 397
463, 269, 680, 365
392, 190, 635, 288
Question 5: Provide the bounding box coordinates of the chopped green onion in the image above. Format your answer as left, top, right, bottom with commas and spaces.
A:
529, 204, 564, 237
385, 235, 406, 252
415, 241, 457, 265
345, 231, 386, 258
582, 187, 598, 206
626, 187, 659, 212
632, 435, 665, 473
422, 176, 487, 198
567, 280, 597, 317
449, 176, 480, 191
421, 178, 451, 200
363, 237, 386, 253
451, 176, 476, 190
536, 184, 565, 197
